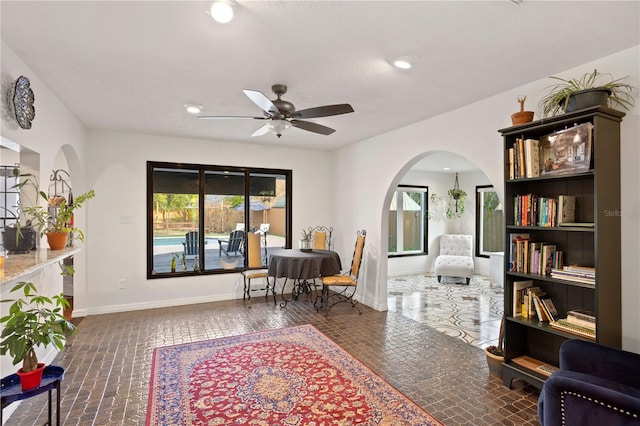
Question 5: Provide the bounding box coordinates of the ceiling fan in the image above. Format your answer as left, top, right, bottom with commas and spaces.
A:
198, 84, 354, 138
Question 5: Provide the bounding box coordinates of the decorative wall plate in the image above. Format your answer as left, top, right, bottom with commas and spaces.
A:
13, 75, 35, 129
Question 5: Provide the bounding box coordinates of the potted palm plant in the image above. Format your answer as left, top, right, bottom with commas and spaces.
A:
538, 69, 636, 117
0, 281, 75, 390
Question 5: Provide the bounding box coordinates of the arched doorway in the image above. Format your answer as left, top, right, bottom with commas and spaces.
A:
385, 151, 504, 349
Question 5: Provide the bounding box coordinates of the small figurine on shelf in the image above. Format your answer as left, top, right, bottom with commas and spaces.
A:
511, 95, 534, 125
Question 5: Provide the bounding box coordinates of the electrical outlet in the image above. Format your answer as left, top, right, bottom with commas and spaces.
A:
118, 278, 126, 289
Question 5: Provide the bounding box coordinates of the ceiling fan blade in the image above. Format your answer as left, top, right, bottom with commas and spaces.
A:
251, 123, 271, 137
197, 116, 268, 120
243, 89, 280, 116
291, 120, 336, 135
292, 104, 354, 119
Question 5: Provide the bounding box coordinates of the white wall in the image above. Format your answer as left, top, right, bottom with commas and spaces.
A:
80, 130, 335, 315
335, 46, 640, 351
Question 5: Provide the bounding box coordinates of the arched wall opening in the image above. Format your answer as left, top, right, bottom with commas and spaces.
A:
380, 149, 505, 347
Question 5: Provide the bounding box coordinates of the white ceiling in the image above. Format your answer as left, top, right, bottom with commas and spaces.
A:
1, 1, 638, 154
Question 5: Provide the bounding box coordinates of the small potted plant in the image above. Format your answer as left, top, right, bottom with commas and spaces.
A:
538, 69, 636, 117
0, 281, 75, 390
485, 315, 505, 378
24, 189, 96, 250
299, 229, 313, 251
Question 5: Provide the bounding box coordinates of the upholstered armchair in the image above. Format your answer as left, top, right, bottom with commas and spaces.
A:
538, 339, 640, 426
434, 234, 474, 285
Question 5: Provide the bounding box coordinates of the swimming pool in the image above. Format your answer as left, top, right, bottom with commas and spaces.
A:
153, 237, 186, 246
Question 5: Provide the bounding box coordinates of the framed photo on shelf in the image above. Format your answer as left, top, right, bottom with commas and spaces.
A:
540, 122, 593, 176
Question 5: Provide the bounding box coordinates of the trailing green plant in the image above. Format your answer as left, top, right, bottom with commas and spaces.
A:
0, 281, 76, 372
446, 188, 467, 219
538, 69, 636, 117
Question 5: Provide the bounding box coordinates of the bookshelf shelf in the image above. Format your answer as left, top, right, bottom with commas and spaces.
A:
499, 106, 623, 390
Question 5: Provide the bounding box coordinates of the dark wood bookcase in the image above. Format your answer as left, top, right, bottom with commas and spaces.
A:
498, 106, 624, 389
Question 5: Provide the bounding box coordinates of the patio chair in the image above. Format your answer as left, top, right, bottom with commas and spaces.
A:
182, 231, 206, 259
310, 225, 333, 250
218, 229, 245, 257
242, 232, 276, 304
318, 229, 366, 315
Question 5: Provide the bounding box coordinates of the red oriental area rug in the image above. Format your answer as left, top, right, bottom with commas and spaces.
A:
146, 324, 443, 425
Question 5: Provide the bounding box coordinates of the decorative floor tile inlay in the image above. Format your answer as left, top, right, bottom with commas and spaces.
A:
388, 273, 504, 349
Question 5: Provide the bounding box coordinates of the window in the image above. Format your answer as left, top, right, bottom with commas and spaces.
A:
475, 185, 504, 257
388, 185, 428, 257
147, 162, 292, 278
0, 166, 19, 229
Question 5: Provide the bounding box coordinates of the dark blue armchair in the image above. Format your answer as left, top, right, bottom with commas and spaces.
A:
538, 339, 640, 425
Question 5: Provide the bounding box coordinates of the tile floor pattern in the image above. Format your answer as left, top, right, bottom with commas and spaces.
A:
4, 280, 540, 426
388, 274, 504, 349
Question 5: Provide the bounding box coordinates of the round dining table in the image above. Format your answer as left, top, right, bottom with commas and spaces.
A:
268, 249, 342, 307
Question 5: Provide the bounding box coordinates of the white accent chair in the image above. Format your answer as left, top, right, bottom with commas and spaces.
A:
434, 234, 474, 285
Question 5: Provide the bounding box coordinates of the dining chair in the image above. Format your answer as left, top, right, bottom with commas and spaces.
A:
310, 225, 333, 250
319, 229, 366, 315
241, 232, 276, 304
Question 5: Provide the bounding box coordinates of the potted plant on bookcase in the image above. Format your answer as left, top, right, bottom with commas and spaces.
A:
485, 314, 505, 378
0, 282, 75, 390
538, 69, 636, 117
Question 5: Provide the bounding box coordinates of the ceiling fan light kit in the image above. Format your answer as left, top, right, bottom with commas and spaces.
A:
198, 84, 354, 138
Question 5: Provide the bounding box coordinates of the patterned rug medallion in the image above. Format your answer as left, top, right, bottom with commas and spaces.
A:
146, 324, 443, 425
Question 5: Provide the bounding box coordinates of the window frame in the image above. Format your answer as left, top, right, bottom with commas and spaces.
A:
146, 161, 292, 279
387, 184, 429, 258
475, 185, 503, 258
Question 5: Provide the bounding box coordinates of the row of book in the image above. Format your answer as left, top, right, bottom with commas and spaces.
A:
550, 265, 595, 285
509, 233, 564, 275
512, 194, 576, 227
513, 280, 597, 339
508, 138, 540, 179
550, 309, 596, 339
508, 123, 594, 180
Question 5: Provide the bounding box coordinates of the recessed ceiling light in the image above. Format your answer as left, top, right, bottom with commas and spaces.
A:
184, 104, 203, 114
209, 1, 234, 24
443, 167, 451, 171
392, 56, 415, 70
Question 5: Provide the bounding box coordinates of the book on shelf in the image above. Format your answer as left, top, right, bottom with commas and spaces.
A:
524, 138, 540, 178
550, 319, 596, 340
531, 293, 549, 321
564, 265, 596, 275
524, 287, 544, 319
557, 195, 576, 225
566, 309, 596, 329
513, 280, 533, 317
509, 233, 530, 271
550, 269, 595, 285
511, 355, 559, 378
558, 222, 595, 228
508, 147, 515, 180
541, 298, 561, 322
541, 244, 556, 275
566, 315, 596, 330
567, 309, 596, 322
